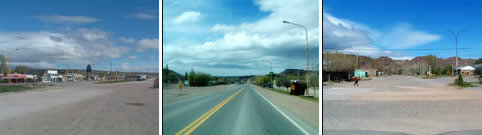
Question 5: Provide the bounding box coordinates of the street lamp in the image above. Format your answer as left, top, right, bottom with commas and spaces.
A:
283, 20, 310, 96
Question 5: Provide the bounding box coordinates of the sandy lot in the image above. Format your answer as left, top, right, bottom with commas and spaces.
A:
0, 80, 158, 135
323, 75, 482, 135
324, 75, 482, 101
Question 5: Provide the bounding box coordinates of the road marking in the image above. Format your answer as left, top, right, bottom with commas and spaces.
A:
176, 88, 243, 135
252, 85, 310, 135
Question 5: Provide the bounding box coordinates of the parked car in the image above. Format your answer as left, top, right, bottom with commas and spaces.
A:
136, 75, 147, 81
153, 78, 159, 88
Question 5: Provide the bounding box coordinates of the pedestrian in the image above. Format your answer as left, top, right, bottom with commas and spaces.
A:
354, 77, 359, 86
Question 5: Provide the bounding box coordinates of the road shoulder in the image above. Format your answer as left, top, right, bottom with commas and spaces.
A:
252, 84, 319, 129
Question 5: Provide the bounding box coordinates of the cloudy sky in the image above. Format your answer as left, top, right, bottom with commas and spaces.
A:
0, 0, 159, 72
163, 0, 319, 76
324, 0, 482, 60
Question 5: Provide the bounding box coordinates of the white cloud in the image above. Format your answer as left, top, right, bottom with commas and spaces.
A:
379, 23, 440, 49
128, 56, 137, 60
137, 38, 159, 52
211, 24, 236, 32
323, 12, 375, 49
120, 37, 136, 44
323, 12, 440, 60
121, 62, 158, 72
390, 56, 414, 60
129, 13, 157, 20
78, 28, 108, 41
34, 15, 100, 24
164, 0, 319, 76
173, 11, 201, 24
0, 29, 128, 69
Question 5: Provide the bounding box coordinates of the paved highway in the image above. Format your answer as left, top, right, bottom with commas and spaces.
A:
163, 83, 317, 135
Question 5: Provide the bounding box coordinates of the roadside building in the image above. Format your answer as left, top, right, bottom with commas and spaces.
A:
358, 68, 378, 77
456, 66, 475, 76
43, 70, 63, 82
0, 73, 36, 83
65, 73, 84, 81
475, 64, 482, 77
354, 70, 368, 78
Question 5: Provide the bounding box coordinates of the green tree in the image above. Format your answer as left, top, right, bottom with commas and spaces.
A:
193, 73, 212, 86
255, 75, 270, 87
454, 74, 467, 86
188, 69, 195, 86
36, 73, 42, 81
475, 58, 482, 64
0, 55, 5, 74
475, 58, 482, 75
14, 65, 29, 74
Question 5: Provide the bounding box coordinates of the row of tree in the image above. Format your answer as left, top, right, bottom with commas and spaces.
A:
187, 70, 213, 86
0, 54, 30, 74
323, 51, 481, 77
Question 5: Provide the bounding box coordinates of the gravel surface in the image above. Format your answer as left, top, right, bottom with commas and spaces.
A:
0, 80, 158, 135
323, 75, 482, 135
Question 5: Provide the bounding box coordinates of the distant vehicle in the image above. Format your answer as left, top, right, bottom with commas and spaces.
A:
153, 78, 159, 88
136, 75, 147, 81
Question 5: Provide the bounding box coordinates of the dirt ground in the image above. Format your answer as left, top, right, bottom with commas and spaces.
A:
324, 75, 482, 101
0, 79, 158, 135
323, 75, 482, 135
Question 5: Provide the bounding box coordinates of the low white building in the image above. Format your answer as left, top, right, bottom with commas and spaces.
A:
43, 70, 63, 82
456, 66, 476, 76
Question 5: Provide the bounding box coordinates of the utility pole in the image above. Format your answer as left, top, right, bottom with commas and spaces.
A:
450, 31, 461, 76
7, 56, 10, 85
66, 64, 69, 82
270, 61, 273, 89
110, 60, 112, 80
418, 57, 420, 75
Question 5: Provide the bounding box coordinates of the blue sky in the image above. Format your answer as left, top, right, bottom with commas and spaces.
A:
323, 0, 482, 60
163, 0, 319, 76
0, 0, 159, 72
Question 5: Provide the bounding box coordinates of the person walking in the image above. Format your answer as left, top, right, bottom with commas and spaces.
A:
354, 77, 359, 86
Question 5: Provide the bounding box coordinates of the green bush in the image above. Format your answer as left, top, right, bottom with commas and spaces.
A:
255, 75, 270, 87
188, 70, 213, 86
454, 75, 464, 86
453, 75, 473, 87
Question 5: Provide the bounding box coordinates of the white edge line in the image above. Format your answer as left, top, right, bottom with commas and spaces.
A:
251, 85, 310, 135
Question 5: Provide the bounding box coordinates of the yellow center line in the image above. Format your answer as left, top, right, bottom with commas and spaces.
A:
176, 88, 244, 135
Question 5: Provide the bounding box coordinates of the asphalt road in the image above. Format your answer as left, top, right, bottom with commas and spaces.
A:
163, 83, 317, 135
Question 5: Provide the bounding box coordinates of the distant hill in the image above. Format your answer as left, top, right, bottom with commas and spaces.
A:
324, 52, 479, 75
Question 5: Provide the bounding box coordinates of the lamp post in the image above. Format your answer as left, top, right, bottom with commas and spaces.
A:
283, 20, 309, 96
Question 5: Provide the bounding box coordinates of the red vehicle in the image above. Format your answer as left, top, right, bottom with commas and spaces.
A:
153, 78, 159, 88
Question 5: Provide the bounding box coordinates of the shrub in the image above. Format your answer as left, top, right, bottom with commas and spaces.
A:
453, 75, 473, 87
457, 75, 464, 86
255, 76, 270, 87
188, 70, 213, 86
